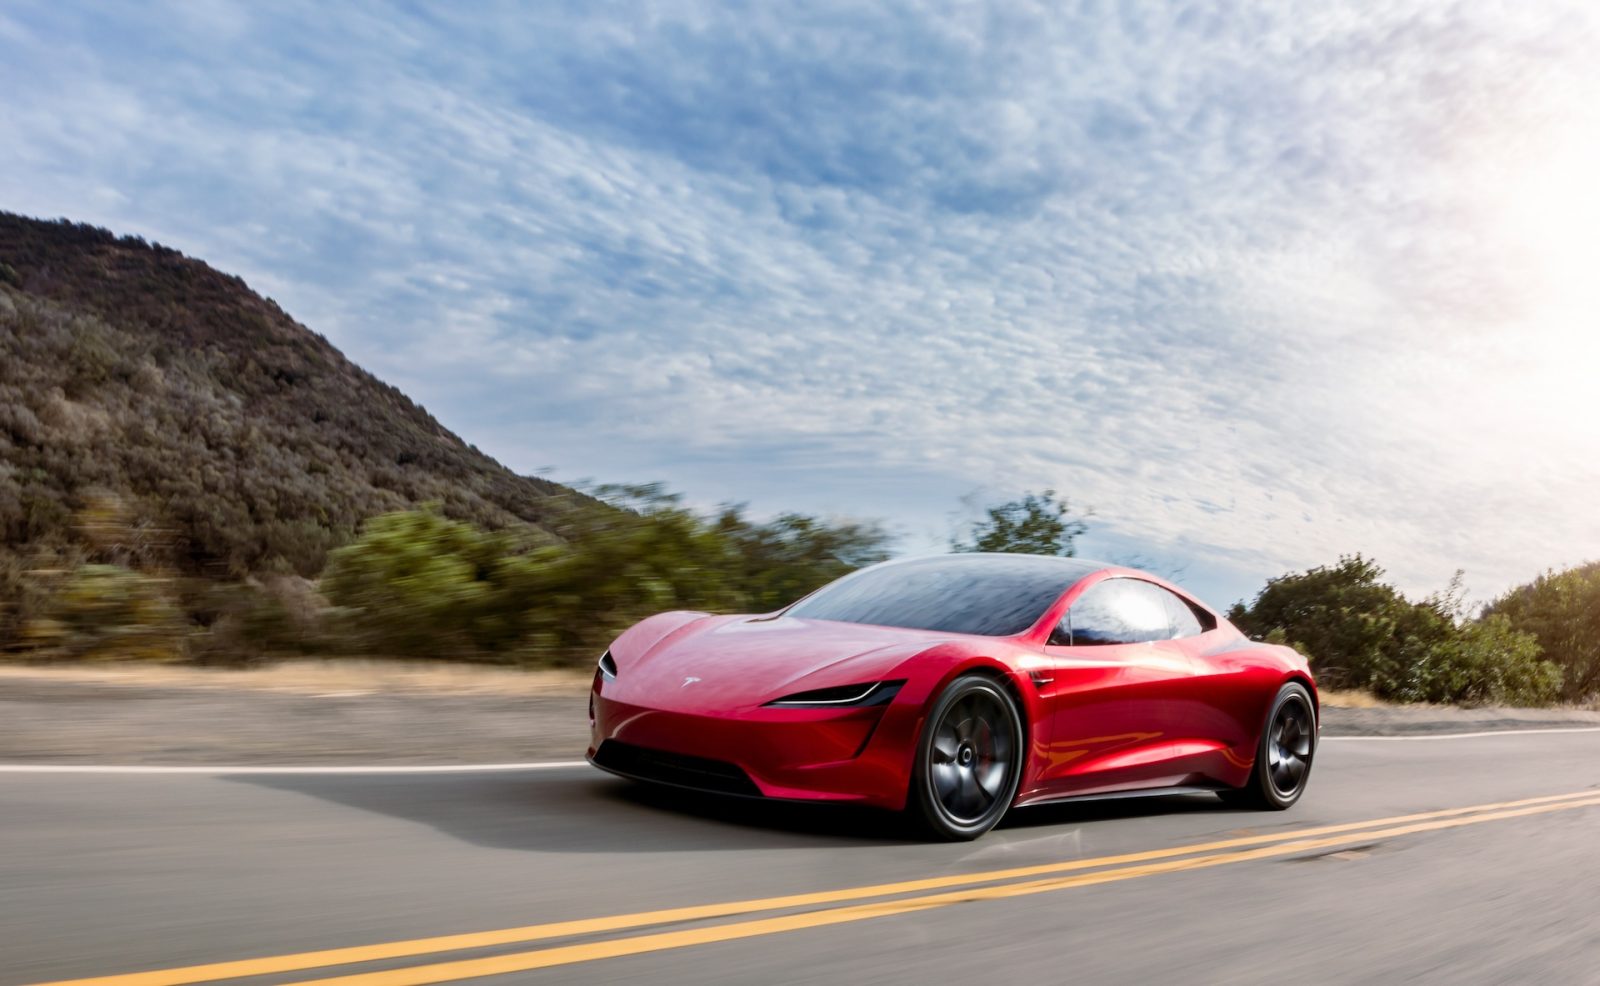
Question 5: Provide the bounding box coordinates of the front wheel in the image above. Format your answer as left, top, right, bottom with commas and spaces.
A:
1220, 681, 1316, 810
909, 675, 1024, 840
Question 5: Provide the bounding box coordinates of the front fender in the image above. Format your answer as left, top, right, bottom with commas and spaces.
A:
608, 610, 718, 667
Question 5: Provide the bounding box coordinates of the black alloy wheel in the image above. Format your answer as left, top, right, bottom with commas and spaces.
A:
1267, 696, 1314, 797
1221, 681, 1316, 810
911, 675, 1024, 840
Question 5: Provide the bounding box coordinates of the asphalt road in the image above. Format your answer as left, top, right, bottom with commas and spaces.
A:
5, 729, 1600, 985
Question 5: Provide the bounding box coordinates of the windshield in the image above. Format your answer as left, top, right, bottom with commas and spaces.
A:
786, 554, 1101, 636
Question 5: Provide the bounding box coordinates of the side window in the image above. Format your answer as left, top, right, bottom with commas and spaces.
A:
1157, 586, 1212, 638
1063, 579, 1170, 645
1118, 580, 1179, 642
1164, 591, 1204, 638
1061, 581, 1130, 645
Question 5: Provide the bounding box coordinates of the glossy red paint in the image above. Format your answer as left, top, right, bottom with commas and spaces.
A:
587, 561, 1315, 815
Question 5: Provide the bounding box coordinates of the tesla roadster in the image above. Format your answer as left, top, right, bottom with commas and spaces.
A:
587, 553, 1317, 840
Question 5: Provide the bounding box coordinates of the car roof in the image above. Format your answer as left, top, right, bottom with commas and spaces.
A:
866, 552, 1110, 581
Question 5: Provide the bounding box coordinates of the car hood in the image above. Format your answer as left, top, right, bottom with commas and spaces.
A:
612, 614, 951, 713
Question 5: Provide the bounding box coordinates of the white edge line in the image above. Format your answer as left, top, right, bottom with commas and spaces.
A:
1324, 726, 1600, 742
0, 760, 590, 775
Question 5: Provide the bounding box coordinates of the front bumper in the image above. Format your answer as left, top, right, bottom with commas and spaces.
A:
587, 684, 920, 810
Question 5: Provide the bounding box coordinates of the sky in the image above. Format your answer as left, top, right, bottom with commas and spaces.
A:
3, 0, 1599, 608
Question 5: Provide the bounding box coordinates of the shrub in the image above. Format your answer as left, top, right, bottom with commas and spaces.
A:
1397, 614, 1560, 706
1486, 564, 1600, 702
316, 489, 892, 666
320, 507, 521, 658
1233, 557, 1563, 705
25, 564, 186, 661
1229, 555, 1415, 693
187, 575, 328, 665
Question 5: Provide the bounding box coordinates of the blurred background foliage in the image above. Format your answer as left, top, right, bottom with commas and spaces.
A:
21, 563, 186, 662
2, 484, 892, 669
319, 485, 892, 665
4, 476, 1595, 709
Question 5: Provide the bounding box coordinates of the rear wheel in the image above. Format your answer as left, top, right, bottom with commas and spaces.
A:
1220, 682, 1316, 810
909, 675, 1024, 840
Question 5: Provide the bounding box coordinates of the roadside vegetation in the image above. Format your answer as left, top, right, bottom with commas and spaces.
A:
319, 484, 890, 666
4, 485, 891, 668
7, 473, 1596, 710
1229, 557, 1565, 707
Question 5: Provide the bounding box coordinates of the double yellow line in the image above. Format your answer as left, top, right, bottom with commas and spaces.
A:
40, 788, 1600, 986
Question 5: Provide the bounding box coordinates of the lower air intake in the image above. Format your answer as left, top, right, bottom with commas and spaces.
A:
592, 740, 763, 798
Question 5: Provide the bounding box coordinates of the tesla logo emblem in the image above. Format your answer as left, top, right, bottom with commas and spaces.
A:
681, 676, 701, 688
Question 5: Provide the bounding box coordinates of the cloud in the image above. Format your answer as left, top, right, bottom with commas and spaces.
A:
3, 0, 1599, 606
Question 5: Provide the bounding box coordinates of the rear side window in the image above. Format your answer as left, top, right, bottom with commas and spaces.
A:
1158, 585, 1215, 638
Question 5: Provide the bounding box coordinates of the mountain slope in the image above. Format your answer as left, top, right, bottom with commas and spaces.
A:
0, 212, 577, 581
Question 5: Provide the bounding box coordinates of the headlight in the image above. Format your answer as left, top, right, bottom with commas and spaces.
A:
765, 680, 904, 707
598, 650, 618, 679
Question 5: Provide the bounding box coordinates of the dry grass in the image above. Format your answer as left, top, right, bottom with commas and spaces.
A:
0, 659, 593, 696
1316, 688, 1391, 709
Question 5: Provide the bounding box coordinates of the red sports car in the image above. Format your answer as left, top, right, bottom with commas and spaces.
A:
588, 553, 1317, 840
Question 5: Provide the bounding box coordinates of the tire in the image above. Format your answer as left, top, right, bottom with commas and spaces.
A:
908, 674, 1025, 840
1220, 681, 1316, 810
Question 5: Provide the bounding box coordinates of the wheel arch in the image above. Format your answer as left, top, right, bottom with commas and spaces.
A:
961, 662, 1031, 739
928, 659, 1036, 799
907, 659, 1035, 838
1284, 672, 1319, 721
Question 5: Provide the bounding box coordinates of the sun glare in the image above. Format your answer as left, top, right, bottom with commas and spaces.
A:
1477, 118, 1600, 435
1499, 134, 1600, 322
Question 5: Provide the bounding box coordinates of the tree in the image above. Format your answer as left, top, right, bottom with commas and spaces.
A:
952, 489, 1088, 556
1229, 555, 1414, 693
25, 564, 186, 661
320, 507, 528, 657
1400, 614, 1560, 706
510, 484, 747, 661
317, 488, 895, 666
521, 485, 892, 661
1230, 556, 1559, 705
1486, 563, 1600, 701
714, 508, 891, 612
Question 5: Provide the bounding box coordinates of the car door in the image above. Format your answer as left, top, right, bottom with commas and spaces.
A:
1029, 578, 1200, 800
1160, 586, 1281, 783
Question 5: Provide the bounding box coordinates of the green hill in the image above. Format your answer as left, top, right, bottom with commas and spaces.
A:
0, 212, 580, 638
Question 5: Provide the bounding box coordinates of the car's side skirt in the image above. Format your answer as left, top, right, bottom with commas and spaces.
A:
1012, 781, 1229, 808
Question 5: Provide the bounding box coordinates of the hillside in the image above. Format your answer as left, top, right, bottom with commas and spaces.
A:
0, 212, 578, 586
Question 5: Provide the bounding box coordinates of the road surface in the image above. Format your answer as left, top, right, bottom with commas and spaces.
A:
4, 729, 1600, 984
